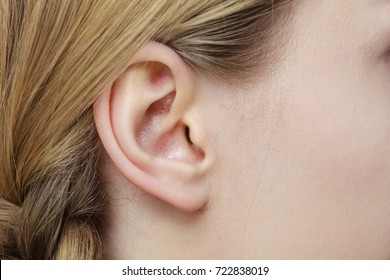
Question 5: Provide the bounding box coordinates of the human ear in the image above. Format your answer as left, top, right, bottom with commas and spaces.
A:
93, 42, 214, 212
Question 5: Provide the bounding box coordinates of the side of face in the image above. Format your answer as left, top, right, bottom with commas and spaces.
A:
202, 0, 390, 258
95, 0, 390, 259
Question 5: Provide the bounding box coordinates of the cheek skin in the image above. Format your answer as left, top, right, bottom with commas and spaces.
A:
266, 80, 390, 259
208, 74, 390, 259
256, 1, 390, 259
199, 1, 390, 258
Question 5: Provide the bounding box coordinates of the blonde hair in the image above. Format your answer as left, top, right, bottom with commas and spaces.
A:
0, 0, 292, 259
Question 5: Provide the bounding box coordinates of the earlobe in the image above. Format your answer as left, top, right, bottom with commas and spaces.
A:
93, 42, 214, 212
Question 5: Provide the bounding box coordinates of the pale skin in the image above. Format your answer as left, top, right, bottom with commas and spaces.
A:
93, 0, 390, 259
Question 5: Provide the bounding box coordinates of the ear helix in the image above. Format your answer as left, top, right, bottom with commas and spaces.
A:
93, 41, 214, 211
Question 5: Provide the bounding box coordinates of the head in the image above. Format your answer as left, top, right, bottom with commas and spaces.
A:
1, 0, 390, 259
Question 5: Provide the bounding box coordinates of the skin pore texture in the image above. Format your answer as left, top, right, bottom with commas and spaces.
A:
95, 0, 390, 259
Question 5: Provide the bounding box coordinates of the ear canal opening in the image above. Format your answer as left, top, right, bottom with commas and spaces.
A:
185, 125, 193, 145
184, 125, 205, 159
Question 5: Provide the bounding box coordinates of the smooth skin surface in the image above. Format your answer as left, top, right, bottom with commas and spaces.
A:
95, 0, 390, 259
